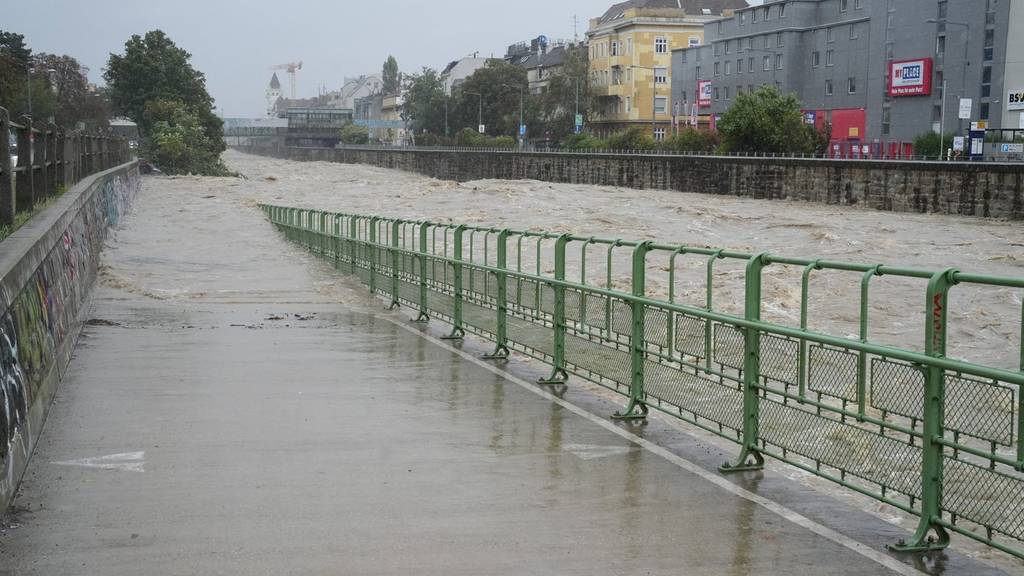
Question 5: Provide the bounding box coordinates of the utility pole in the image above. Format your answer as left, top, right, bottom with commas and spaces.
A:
939, 78, 947, 159
466, 92, 483, 134
26, 65, 33, 117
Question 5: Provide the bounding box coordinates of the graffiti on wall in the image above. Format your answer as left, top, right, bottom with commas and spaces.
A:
0, 169, 139, 488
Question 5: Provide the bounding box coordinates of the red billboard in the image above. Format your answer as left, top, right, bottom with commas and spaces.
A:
697, 80, 711, 108
888, 58, 933, 97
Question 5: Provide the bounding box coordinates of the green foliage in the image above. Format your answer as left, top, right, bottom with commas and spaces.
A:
340, 122, 370, 145
717, 85, 820, 154
142, 99, 229, 175
535, 47, 593, 141
402, 67, 447, 136
605, 127, 655, 150
662, 128, 721, 153
453, 127, 514, 148
105, 30, 225, 175
382, 55, 400, 95
452, 61, 531, 138
913, 131, 956, 157
560, 132, 605, 150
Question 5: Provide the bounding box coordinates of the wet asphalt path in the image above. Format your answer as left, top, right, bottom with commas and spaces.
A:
0, 176, 1008, 575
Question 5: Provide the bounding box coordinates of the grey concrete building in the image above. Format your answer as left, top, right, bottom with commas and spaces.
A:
672, 0, 1024, 153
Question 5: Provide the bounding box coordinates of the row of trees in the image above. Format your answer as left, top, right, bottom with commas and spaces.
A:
0, 30, 111, 129
401, 51, 594, 145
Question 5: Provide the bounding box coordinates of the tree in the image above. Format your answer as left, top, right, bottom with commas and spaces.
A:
32, 53, 110, 129
401, 67, 447, 136
451, 61, 533, 139
339, 123, 369, 145
717, 85, 820, 154
142, 99, 227, 175
0, 30, 40, 119
382, 55, 400, 95
537, 46, 595, 142
105, 30, 225, 174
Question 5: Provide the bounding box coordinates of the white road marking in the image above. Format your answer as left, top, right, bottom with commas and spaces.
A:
563, 443, 636, 461
384, 315, 929, 576
52, 451, 145, 473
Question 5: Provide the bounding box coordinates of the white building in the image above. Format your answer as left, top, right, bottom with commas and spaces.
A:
440, 56, 490, 95
265, 73, 282, 117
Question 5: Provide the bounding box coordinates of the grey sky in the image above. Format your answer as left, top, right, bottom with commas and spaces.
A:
6, 0, 613, 117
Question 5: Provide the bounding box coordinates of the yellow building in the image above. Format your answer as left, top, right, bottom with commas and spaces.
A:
586, 0, 747, 139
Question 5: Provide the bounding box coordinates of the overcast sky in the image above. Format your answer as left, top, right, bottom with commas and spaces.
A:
5, 0, 627, 117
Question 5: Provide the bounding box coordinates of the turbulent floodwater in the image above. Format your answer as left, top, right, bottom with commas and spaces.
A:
167, 149, 1024, 371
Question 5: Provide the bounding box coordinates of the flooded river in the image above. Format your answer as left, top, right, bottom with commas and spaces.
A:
209, 149, 1024, 372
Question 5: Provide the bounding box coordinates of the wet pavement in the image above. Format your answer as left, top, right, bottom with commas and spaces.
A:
0, 175, 1016, 575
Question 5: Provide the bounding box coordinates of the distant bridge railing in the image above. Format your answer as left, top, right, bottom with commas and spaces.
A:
1, 106, 131, 229
260, 203, 1024, 560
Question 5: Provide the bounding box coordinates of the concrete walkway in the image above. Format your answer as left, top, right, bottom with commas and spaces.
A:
0, 176, 1010, 575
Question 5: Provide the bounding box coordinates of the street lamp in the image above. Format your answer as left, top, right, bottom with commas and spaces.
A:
629, 65, 661, 137
926, 18, 970, 135
465, 91, 483, 135
502, 83, 526, 149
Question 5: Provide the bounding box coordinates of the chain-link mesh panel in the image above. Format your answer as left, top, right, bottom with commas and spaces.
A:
507, 314, 553, 357
673, 313, 707, 359
462, 300, 497, 335
643, 360, 743, 433
514, 278, 540, 314
564, 288, 583, 324
398, 280, 420, 304
426, 290, 454, 318
714, 323, 745, 370
540, 283, 555, 316
808, 344, 859, 401
610, 299, 633, 338
644, 306, 669, 349
871, 359, 925, 420
565, 332, 631, 387
943, 458, 1024, 541
759, 333, 799, 386
584, 293, 609, 331
760, 399, 923, 499
467, 267, 489, 299
944, 375, 1016, 446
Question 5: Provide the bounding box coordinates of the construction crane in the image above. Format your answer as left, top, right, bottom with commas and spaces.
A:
269, 61, 303, 99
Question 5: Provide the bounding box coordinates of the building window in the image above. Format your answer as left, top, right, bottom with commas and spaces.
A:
696, 65, 701, 77
714, 87, 720, 100
938, 1, 947, 19
984, 29, 994, 61
752, 7, 758, 22
840, 0, 848, 12
812, 51, 820, 67
747, 37, 754, 50
763, 6, 770, 20
681, 51, 688, 63
982, 65, 992, 97
746, 57, 752, 73
826, 50, 834, 66
763, 55, 771, 71
848, 76, 857, 94
981, 102, 990, 120
827, 27, 835, 43
655, 37, 668, 53
737, 59, 743, 74
726, 40, 733, 55
725, 86, 731, 100
655, 96, 668, 113
737, 84, 743, 96
627, 38, 633, 54
776, 54, 784, 69
655, 67, 667, 83
764, 35, 770, 49
718, 20, 724, 34
715, 61, 721, 76
882, 107, 891, 136
626, 96, 631, 112
714, 43, 721, 56
780, 3, 787, 17
855, 0, 862, 8
825, 79, 834, 95
689, 37, 700, 47
739, 11, 746, 25
849, 24, 858, 40
654, 128, 666, 141
777, 32, 784, 47
611, 41, 619, 56
936, 35, 945, 55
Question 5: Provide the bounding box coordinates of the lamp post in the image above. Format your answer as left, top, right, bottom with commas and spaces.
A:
927, 18, 970, 134
26, 65, 33, 117
502, 83, 526, 148
629, 65, 660, 138
466, 91, 483, 134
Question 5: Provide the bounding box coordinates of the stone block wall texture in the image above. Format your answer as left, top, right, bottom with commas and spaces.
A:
241, 144, 1024, 219
0, 162, 139, 511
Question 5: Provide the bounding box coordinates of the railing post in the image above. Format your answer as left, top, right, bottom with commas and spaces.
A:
483, 229, 510, 359
440, 225, 466, 340
614, 240, 652, 420
0, 108, 12, 227
47, 122, 58, 196
414, 222, 429, 322
368, 216, 380, 294
389, 219, 401, 309
891, 268, 957, 553
721, 252, 769, 473
15, 116, 33, 213
538, 234, 569, 384
349, 215, 358, 274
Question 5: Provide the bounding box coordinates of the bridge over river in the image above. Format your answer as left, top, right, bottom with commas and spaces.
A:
0, 152, 1022, 575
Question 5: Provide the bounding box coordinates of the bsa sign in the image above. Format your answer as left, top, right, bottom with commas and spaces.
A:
698, 80, 712, 108
888, 58, 933, 97
1007, 89, 1024, 111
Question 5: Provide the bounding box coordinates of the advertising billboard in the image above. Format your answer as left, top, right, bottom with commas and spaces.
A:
888, 59, 933, 97
1008, 89, 1024, 111
698, 80, 712, 108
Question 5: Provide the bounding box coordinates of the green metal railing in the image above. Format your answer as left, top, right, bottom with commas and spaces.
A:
260, 203, 1024, 560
